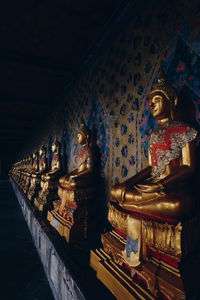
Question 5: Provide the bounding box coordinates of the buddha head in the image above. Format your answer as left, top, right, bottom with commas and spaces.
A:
77, 119, 90, 146
33, 151, 39, 160
39, 146, 46, 157
149, 65, 178, 121
52, 140, 61, 154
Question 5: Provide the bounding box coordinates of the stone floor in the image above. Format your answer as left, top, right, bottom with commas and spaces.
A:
0, 180, 54, 300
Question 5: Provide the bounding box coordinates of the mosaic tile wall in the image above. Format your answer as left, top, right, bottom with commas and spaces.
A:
22, 1, 200, 201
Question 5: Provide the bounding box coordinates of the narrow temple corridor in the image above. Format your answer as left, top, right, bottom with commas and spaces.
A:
0, 180, 54, 300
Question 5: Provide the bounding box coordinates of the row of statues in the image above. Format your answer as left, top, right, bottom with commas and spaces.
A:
10, 121, 95, 243
10, 68, 200, 299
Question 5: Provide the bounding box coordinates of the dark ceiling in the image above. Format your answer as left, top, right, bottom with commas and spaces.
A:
0, 0, 123, 159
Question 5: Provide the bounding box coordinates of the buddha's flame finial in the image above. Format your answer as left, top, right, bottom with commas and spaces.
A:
158, 62, 166, 84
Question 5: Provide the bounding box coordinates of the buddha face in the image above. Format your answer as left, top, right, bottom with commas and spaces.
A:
40, 147, 46, 156
149, 93, 171, 120
52, 143, 56, 152
77, 132, 86, 145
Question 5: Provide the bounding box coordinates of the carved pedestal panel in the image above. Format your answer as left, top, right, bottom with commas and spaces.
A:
48, 186, 95, 243
90, 233, 156, 300
90, 203, 200, 299
48, 204, 76, 243
34, 176, 59, 212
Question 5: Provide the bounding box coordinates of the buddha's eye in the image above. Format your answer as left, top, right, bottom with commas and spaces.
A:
154, 97, 161, 102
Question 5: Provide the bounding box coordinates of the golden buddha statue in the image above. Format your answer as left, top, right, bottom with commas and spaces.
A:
18, 158, 25, 187
33, 147, 47, 176
111, 92, 196, 221
27, 146, 47, 202
48, 120, 95, 243
23, 152, 39, 194
26, 150, 41, 201
17, 160, 24, 183
20, 156, 32, 191
91, 68, 199, 299
34, 141, 62, 213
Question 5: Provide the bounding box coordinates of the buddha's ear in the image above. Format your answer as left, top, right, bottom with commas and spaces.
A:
171, 97, 178, 120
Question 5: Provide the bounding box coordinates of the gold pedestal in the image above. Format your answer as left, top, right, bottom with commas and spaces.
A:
47, 207, 75, 242
27, 178, 41, 202
23, 176, 31, 194
90, 248, 111, 271
27, 188, 38, 202
90, 227, 192, 299
90, 247, 156, 300
90, 231, 190, 300
34, 194, 53, 213
34, 184, 57, 213
108, 203, 200, 261
48, 185, 95, 243
34, 197, 44, 212
91, 200, 200, 300
47, 201, 93, 243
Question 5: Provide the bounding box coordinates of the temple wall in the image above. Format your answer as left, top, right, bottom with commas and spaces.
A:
21, 0, 200, 200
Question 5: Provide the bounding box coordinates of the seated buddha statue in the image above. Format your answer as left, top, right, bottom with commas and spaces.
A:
27, 147, 41, 200
17, 159, 25, 185
34, 141, 62, 213
111, 76, 197, 220
27, 149, 47, 202
31, 146, 47, 178
48, 120, 95, 243
91, 68, 199, 299
18, 158, 25, 187
59, 121, 93, 195
20, 156, 32, 191
23, 152, 39, 194
17, 160, 24, 183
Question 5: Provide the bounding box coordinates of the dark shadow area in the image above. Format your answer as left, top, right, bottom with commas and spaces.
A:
176, 86, 200, 299
89, 127, 111, 247
177, 86, 200, 209
0, 180, 54, 300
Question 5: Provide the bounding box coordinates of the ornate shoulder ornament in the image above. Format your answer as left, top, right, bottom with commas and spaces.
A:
149, 121, 197, 178
77, 146, 92, 167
